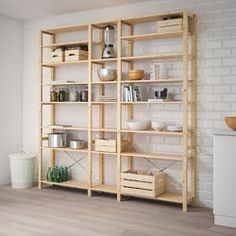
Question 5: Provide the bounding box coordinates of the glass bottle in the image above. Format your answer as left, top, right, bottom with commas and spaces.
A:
46, 167, 53, 182
50, 88, 58, 102
58, 88, 66, 102
69, 87, 78, 102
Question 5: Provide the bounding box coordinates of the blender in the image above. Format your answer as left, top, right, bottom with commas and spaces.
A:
102, 25, 116, 58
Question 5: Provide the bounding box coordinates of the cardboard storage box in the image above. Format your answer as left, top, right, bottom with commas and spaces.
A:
121, 171, 165, 198
65, 49, 88, 61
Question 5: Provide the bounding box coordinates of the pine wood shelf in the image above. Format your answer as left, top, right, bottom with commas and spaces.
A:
121, 53, 183, 62
121, 151, 183, 161
121, 101, 182, 105
44, 125, 88, 131
121, 79, 185, 84
91, 128, 117, 132
39, 10, 197, 211
92, 151, 117, 156
122, 192, 192, 204
42, 81, 88, 86
121, 31, 183, 41
91, 81, 117, 84
41, 102, 88, 105
121, 129, 183, 136
41, 60, 88, 67
41, 180, 88, 189
92, 184, 117, 194
41, 146, 88, 153
41, 40, 88, 49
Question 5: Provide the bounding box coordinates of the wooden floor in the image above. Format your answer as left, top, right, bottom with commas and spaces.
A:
0, 185, 235, 236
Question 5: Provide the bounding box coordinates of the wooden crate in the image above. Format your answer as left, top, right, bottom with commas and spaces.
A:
65, 49, 88, 61
121, 171, 165, 198
49, 50, 64, 62
157, 18, 183, 33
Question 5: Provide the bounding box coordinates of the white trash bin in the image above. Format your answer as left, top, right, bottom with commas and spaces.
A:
9, 152, 36, 189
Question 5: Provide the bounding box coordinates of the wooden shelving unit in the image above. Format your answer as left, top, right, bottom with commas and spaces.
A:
39, 10, 197, 211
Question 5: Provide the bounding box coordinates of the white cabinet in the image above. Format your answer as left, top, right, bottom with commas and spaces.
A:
213, 130, 236, 228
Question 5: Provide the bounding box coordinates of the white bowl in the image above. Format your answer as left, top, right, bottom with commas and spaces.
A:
167, 125, 182, 132
127, 120, 151, 130
151, 121, 166, 131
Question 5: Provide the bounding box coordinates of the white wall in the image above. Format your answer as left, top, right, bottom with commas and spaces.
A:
0, 16, 23, 184
22, 0, 236, 207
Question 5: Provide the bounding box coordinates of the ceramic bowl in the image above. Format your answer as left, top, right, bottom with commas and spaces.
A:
127, 120, 151, 130
151, 121, 166, 131
225, 117, 236, 130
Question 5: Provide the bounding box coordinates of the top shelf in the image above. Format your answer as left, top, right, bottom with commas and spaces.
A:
42, 24, 88, 34
41, 10, 194, 35
122, 11, 184, 25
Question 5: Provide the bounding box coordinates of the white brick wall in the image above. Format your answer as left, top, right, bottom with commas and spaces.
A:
22, 0, 236, 208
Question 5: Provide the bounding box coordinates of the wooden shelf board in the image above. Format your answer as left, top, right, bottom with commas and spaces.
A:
42, 24, 88, 34
121, 53, 182, 62
45, 125, 87, 131
42, 81, 88, 86
41, 40, 88, 49
91, 101, 117, 104
91, 58, 117, 63
121, 151, 183, 161
121, 79, 185, 84
122, 11, 183, 25
92, 151, 117, 156
41, 60, 88, 67
91, 128, 117, 132
122, 192, 192, 204
92, 184, 117, 194
92, 20, 118, 29
121, 31, 183, 41
121, 129, 183, 136
121, 101, 182, 105
41, 180, 88, 189
41, 102, 88, 105
41, 146, 88, 153
92, 81, 117, 84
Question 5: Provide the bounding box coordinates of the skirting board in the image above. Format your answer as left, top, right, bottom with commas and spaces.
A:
215, 215, 236, 229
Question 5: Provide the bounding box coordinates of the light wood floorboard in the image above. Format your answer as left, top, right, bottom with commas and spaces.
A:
0, 185, 235, 236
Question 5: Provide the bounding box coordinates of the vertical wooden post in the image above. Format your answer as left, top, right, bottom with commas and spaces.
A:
38, 31, 44, 189
98, 29, 105, 186
127, 24, 134, 170
50, 33, 56, 168
117, 19, 122, 202
88, 24, 93, 197
191, 14, 197, 204
182, 10, 189, 212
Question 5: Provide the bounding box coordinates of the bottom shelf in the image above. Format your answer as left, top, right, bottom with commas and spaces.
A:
41, 180, 88, 190
122, 192, 192, 204
92, 184, 117, 194
41, 180, 191, 204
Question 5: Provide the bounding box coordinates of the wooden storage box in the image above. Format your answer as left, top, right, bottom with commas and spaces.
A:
65, 49, 88, 61
49, 50, 64, 62
121, 171, 165, 198
94, 139, 129, 153
157, 18, 183, 33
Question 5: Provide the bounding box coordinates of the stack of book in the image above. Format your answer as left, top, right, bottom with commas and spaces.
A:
97, 95, 117, 102
122, 85, 141, 102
